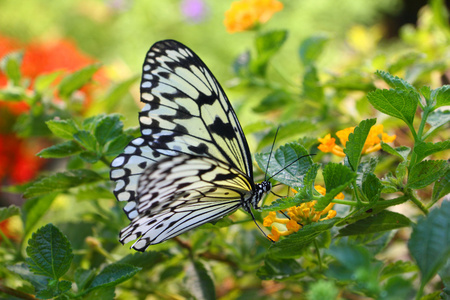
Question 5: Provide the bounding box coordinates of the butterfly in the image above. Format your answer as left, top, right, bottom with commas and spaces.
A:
110, 40, 271, 251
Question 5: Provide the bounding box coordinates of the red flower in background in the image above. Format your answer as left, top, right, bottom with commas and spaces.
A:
0, 35, 105, 186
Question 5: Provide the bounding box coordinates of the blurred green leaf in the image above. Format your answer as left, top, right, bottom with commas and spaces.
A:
185, 260, 215, 300
256, 120, 317, 150
37, 140, 84, 158
24, 169, 103, 198
233, 50, 251, 77
408, 201, 450, 289
303, 65, 324, 101
253, 90, 293, 113
58, 64, 101, 99
46, 119, 79, 140
367, 89, 418, 126
387, 52, 425, 74
381, 143, 410, 161
22, 194, 57, 236
36, 280, 72, 299
407, 160, 448, 189
432, 169, 450, 202
325, 72, 375, 91
0, 205, 20, 222
0, 51, 23, 85
344, 118, 376, 171
75, 269, 96, 292
267, 219, 338, 259
299, 35, 328, 66
338, 211, 411, 236
414, 140, 450, 162
375, 70, 416, 92
257, 257, 304, 280
100, 76, 139, 112
0, 86, 27, 101
256, 143, 313, 187
34, 71, 62, 93
26, 224, 73, 279
431, 85, 450, 109
118, 251, 168, 270
94, 114, 124, 146
253, 30, 287, 75
7, 263, 49, 292
424, 110, 450, 139
362, 172, 383, 203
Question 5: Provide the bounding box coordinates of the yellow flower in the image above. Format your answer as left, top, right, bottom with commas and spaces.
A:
224, 0, 283, 33
318, 124, 396, 157
263, 185, 339, 241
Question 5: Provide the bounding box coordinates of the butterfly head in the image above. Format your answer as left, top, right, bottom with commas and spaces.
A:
250, 180, 272, 210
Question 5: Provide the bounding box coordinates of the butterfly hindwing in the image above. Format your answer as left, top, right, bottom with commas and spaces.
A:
119, 154, 252, 248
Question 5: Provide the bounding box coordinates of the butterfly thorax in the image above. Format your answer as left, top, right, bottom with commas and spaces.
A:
244, 181, 271, 212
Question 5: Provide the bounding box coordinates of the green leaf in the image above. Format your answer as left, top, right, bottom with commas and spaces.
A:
73, 130, 98, 152
387, 52, 425, 74
58, 64, 101, 99
256, 120, 317, 150
7, 263, 49, 292
26, 224, 73, 279
257, 257, 304, 280
431, 85, 450, 109
395, 161, 408, 182
253, 90, 293, 113
424, 110, 450, 139
408, 201, 450, 289
433, 169, 450, 202
256, 143, 313, 187
36, 280, 72, 299
0, 205, 20, 222
118, 251, 167, 270
303, 65, 324, 101
324, 71, 375, 91
0, 51, 23, 85
83, 263, 140, 295
104, 134, 134, 157
299, 34, 328, 66
267, 219, 338, 259
414, 140, 450, 162
94, 114, 123, 146
361, 172, 383, 203
75, 269, 96, 291
320, 163, 355, 210
338, 211, 411, 236
380, 260, 417, 280
22, 194, 57, 236
24, 169, 103, 198
37, 140, 84, 158
46, 119, 79, 140
375, 70, 416, 92
344, 118, 377, 171
253, 30, 287, 75
367, 89, 418, 126
185, 260, 215, 300
381, 143, 410, 161
407, 160, 448, 189
100, 76, 139, 112
34, 71, 62, 93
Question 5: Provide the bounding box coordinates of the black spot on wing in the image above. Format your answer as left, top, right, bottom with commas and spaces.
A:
208, 117, 235, 140
188, 143, 208, 155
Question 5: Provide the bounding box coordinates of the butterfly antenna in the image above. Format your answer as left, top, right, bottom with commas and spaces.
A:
266, 154, 316, 182
264, 126, 280, 181
248, 208, 275, 243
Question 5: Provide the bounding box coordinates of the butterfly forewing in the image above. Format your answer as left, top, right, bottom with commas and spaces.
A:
139, 40, 253, 176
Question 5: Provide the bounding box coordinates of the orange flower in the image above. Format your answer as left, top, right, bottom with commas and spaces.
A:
224, 0, 283, 33
318, 124, 396, 157
264, 185, 339, 241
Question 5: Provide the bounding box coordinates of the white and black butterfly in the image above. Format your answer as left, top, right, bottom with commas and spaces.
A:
110, 40, 271, 251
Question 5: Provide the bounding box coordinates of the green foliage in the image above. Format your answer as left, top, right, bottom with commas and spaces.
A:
0, 1, 449, 299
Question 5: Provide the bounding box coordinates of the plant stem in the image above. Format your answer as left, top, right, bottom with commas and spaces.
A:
0, 283, 36, 300
408, 190, 429, 215
313, 239, 323, 272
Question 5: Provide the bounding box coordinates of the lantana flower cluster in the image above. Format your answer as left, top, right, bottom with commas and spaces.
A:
224, 0, 283, 33
318, 124, 396, 157
263, 186, 343, 241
